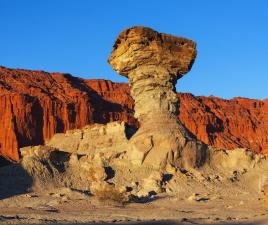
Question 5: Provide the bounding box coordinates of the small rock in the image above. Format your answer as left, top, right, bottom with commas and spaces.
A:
188, 193, 209, 202
61, 196, 70, 202
137, 172, 163, 197
23, 193, 38, 198
188, 193, 199, 201
47, 199, 61, 207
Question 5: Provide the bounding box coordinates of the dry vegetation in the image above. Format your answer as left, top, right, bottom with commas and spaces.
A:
92, 184, 129, 205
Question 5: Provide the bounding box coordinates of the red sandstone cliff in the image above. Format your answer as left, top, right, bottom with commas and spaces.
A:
179, 94, 268, 154
0, 66, 135, 161
0, 66, 267, 161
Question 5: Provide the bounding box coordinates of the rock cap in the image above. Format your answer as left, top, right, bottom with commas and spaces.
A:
108, 26, 197, 78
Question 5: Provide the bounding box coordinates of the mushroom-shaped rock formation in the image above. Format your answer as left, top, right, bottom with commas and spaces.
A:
108, 26, 207, 169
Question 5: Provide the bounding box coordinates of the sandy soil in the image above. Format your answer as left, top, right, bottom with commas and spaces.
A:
0, 186, 268, 225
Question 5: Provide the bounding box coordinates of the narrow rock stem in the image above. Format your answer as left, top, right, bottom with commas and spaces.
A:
128, 65, 179, 123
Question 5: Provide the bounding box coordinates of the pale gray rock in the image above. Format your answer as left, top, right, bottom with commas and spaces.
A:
108, 26, 207, 169
46, 121, 129, 155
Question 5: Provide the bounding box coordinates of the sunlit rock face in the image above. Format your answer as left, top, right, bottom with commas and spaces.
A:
0, 66, 136, 162
1, 66, 268, 162
108, 26, 207, 169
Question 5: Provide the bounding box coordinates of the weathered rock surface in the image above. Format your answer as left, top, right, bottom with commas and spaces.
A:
0, 66, 135, 162
46, 121, 130, 155
16, 136, 268, 204
0, 66, 267, 162
108, 26, 207, 168
179, 94, 268, 154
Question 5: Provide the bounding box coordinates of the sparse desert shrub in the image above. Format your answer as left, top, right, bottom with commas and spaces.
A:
91, 182, 129, 205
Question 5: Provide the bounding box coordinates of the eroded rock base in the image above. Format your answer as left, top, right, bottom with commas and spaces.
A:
8, 122, 268, 203
1, 122, 268, 224
1, 146, 268, 224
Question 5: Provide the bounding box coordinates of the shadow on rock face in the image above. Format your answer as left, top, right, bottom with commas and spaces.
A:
0, 164, 33, 200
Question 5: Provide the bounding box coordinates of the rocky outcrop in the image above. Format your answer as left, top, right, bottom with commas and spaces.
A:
108, 26, 207, 168
0, 66, 267, 162
0, 66, 136, 161
46, 121, 130, 155
18, 127, 268, 203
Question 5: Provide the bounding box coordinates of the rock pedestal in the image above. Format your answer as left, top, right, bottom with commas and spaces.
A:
108, 26, 207, 169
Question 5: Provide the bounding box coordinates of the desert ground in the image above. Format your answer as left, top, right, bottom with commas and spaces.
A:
0, 191, 268, 225
0, 179, 268, 225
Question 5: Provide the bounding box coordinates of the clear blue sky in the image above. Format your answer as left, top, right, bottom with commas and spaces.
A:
1, 0, 267, 99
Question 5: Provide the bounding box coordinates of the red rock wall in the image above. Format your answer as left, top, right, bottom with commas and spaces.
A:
178, 94, 268, 154
0, 67, 136, 161
0, 66, 267, 161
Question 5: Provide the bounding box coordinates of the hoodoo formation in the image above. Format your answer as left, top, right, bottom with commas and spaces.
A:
108, 26, 207, 168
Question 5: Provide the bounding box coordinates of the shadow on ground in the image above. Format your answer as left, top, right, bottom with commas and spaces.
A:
0, 156, 11, 167
53, 220, 265, 225
0, 163, 33, 200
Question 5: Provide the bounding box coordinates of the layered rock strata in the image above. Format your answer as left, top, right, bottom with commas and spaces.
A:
0, 66, 267, 162
0, 66, 135, 161
108, 26, 207, 168
45, 121, 131, 155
